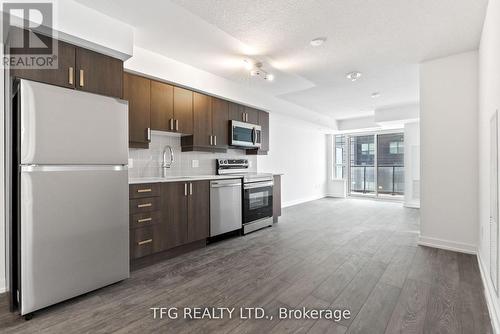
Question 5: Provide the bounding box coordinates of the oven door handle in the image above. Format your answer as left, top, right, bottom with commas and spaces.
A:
244, 181, 274, 189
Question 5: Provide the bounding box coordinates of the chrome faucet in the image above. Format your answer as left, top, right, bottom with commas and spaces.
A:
161, 145, 174, 177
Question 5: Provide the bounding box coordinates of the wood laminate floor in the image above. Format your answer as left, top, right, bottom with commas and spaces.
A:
0, 198, 492, 333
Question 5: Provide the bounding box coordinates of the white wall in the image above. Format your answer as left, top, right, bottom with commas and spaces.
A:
257, 113, 328, 207
478, 0, 500, 331
404, 121, 420, 208
125, 47, 336, 131
419, 51, 478, 253
0, 41, 4, 293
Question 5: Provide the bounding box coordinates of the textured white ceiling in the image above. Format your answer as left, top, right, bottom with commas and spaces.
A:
76, 0, 487, 120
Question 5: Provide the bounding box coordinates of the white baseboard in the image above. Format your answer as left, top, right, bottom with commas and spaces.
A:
0, 279, 5, 294
417, 235, 476, 254
477, 253, 500, 334
282, 194, 326, 208
404, 201, 420, 209
325, 194, 347, 199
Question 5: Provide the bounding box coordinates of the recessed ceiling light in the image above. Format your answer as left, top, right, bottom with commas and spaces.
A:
346, 71, 362, 82
310, 37, 326, 47
371, 92, 381, 98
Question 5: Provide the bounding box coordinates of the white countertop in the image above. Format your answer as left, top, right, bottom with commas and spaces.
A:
129, 175, 243, 184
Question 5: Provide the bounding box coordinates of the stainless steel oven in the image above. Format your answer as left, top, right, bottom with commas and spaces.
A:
243, 179, 273, 234
216, 158, 274, 234
230, 120, 262, 148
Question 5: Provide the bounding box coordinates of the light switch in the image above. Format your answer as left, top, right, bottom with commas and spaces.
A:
192, 159, 199, 168
249, 161, 253, 168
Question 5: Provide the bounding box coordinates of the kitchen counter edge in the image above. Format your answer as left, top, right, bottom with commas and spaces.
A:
129, 175, 243, 184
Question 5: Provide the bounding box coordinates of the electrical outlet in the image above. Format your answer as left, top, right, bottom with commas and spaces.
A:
128, 158, 133, 168
192, 159, 199, 168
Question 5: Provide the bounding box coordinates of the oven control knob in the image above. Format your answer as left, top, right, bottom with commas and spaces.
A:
244, 160, 248, 164
224, 160, 228, 164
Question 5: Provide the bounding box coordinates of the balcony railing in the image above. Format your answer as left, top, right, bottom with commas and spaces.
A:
350, 165, 404, 196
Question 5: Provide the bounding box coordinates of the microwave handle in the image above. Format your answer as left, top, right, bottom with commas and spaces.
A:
252, 127, 256, 145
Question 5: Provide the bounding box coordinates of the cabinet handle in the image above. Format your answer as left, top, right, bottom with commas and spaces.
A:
184, 183, 187, 196
242, 113, 245, 122
137, 239, 152, 246
137, 217, 152, 223
137, 188, 152, 193
214, 135, 217, 146
146, 127, 151, 141
175, 119, 179, 131
210, 135, 213, 146
79, 69, 84, 87
170, 119, 174, 131
189, 182, 193, 195
68, 67, 74, 85
137, 203, 152, 208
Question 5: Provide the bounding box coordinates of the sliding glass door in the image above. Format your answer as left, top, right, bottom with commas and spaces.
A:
377, 133, 404, 197
349, 135, 375, 195
347, 132, 404, 198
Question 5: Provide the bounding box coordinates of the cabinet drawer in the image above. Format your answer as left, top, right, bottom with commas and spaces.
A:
130, 211, 160, 229
130, 226, 154, 259
129, 197, 160, 214
129, 183, 160, 199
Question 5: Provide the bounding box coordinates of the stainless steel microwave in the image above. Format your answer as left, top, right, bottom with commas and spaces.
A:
229, 120, 262, 148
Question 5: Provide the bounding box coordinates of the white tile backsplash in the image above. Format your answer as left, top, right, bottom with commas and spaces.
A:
128, 132, 257, 178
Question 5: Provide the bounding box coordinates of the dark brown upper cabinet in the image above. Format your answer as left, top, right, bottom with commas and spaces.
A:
192, 92, 212, 146
173, 87, 194, 134
9, 28, 123, 99
182, 94, 228, 152
10, 37, 76, 89
123, 73, 151, 148
228, 102, 246, 122
247, 110, 270, 155
76, 47, 123, 99
150, 80, 174, 132
211, 98, 229, 148
245, 107, 260, 124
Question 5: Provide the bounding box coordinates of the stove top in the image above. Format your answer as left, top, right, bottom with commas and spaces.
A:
216, 159, 273, 183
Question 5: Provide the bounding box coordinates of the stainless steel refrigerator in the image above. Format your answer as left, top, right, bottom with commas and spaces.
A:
9, 79, 130, 316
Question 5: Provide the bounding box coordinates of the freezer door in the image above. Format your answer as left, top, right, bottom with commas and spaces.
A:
20, 166, 129, 315
20, 79, 128, 165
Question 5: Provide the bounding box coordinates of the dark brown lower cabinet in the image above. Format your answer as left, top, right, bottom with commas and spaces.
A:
130, 226, 155, 259
273, 175, 282, 223
129, 181, 210, 263
187, 181, 210, 242
160, 181, 189, 250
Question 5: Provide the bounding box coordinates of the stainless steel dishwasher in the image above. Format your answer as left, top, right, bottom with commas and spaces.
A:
210, 179, 242, 237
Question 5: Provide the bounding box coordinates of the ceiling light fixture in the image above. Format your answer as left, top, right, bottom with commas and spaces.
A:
244, 60, 275, 82
371, 92, 381, 98
264, 74, 274, 81
310, 37, 326, 47
346, 71, 362, 82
